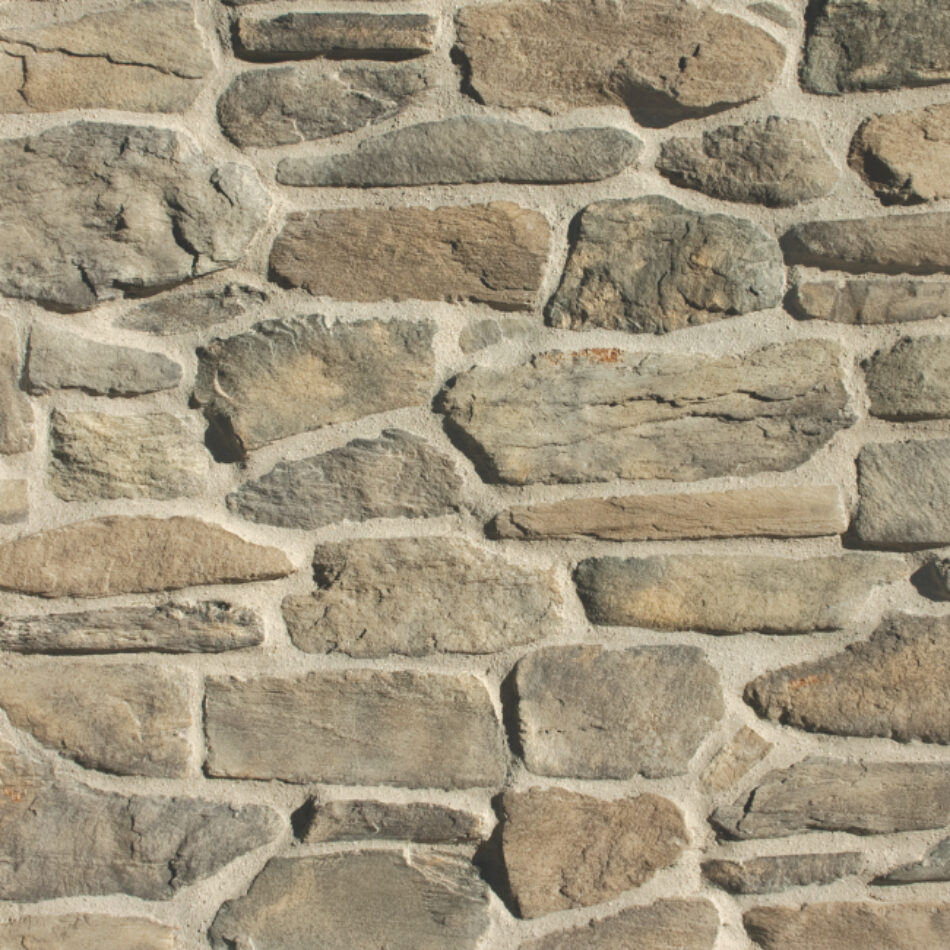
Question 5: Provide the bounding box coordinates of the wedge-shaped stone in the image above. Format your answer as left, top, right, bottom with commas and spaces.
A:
209, 852, 490, 950
0, 123, 269, 312
437, 341, 852, 485
230, 430, 460, 529
701, 727, 773, 793
269, 203, 549, 310
283, 537, 562, 657
456, 0, 784, 126
711, 758, 950, 840
703, 853, 863, 894
194, 315, 434, 458
876, 836, 950, 884
117, 282, 267, 335
574, 554, 905, 633
0, 316, 31, 455
204, 670, 505, 787
0, 479, 26, 523
516, 644, 722, 779
277, 117, 642, 187
865, 337, 950, 420
500, 787, 687, 918
0, 516, 293, 598
791, 278, 950, 323
546, 196, 783, 333
0, 915, 175, 950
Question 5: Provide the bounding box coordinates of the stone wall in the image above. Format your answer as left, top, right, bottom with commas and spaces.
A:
0, 0, 948, 946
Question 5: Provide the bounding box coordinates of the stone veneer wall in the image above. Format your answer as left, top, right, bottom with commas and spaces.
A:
0, 0, 950, 946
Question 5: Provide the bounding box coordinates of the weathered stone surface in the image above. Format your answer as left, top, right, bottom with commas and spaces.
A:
546, 196, 783, 333
658, 117, 837, 207
876, 836, 950, 884
703, 853, 863, 894
456, 0, 784, 126
0, 516, 293, 598
217, 62, 427, 148
0, 479, 27, 523
912, 556, 950, 600
459, 315, 535, 354
711, 758, 950, 839
437, 341, 852, 485
0, 123, 269, 312
0, 915, 176, 950
277, 117, 642, 187
701, 727, 774, 793
204, 671, 505, 787
117, 282, 267, 335
209, 852, 490, 950
0, 316, 32, 454
0, 601, 263, 654
0, 660, 192, 777
750, 2, 797, 28
492, 486, 847, 541
270, 203, 549, 310
500, 788, 687, 918
282, 537, 561, 657
194, 316, 433, 458
865, 336, 950, 420
229, 430, 461, 529
574, 554, 903, 633
802, 0, 950, 94
0, 0, 212, 113
791, 278, 950, 323
516, 644, 723, 779
49, 411, 206, 501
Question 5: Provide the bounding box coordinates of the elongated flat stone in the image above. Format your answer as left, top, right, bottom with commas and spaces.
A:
791, 278, 950, 323
703, 853, 863, 894
0, 479, 26, 523
750, 2, 797, 28
117, 282, 267, 335
876, 836, 950, 884
0, 915, 175, 950
701, 727, 773, 793
0, 316, 31, 454
865, 336, 950, 420
277, 117, 642, 187
437, 341, 852, 485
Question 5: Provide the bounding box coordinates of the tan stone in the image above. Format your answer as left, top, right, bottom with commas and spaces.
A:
791, 278, 950, 324
701, 727, 773, 793
0, 316, 32, 454
0, 915, 176, 950
0, 479, 27, 523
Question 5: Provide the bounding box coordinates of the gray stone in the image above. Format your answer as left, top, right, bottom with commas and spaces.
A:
194, 315, 434, 458
277, 117, 642, 187
702, 853, 863, 894
574, 553, 905, 633
437, 341, 852, 485
658, 117, 837, 207
116, 282, 267, 335
204, 670, 505, 787
749, 2, 797, 28
865, 336, 950, 420
459, 316, 535, 354
546, 196, 784, 333
209, 852, 490, 950
711, 757, 950, 839
0, 915, 176, 950
0, 479, 27, 523
790, 278, 950, 323
0, 316, 32, 454
912, 556, 950, 600
701, 727, 773, 793
228, 430, 462, 529
515, 644, 723, 779
0, 123, 269, 312
876, 836, 950, 884
282, 536, 562, 657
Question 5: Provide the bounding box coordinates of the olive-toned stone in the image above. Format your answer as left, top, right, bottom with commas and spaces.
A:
876, 836, 950, 884
703, 853, 863, 894
865, 336, 950, 420
117, 282, 267, 335
701, 727, 773, 793
791, 278, 950, 323
0, 316, 32, 455
0, 915, 176, 950
0, 479, 27, 523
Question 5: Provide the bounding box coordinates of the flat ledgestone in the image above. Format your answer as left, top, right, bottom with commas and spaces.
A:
0, 316, 32, 454
269, 203, 549, 310
865, 336, 950, 420
437, 341, 852, 485
516, 644, 723, 779
701, 727, 774, 793
277, 117, 642, 187
546, 196, 783, 333
117, 282, 267, 335
876, 836, 950, 884
791, 278, 950, 323
703, 853, 863, 894
0, 479, 27, 523
0, 915, 175, 950
282, 536, 562, 657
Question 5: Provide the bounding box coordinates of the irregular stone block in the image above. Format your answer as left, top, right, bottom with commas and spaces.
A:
703, 853, 863, 894
791, 278, 950, 324
701, 727, 773, 793
500, 787, 687, 918
0, 479, 27, 523
0, 123, 269, 312
456, 0, 784, 125
204, 670, 505, 787
117, 282, 267, 335
459, 315, 535, 354
865, 336, 950, 420
573, 553, 904, 633
269, 203, 549, 310
194, 315, 434, 457
0, 316, 32, 454
0, 915, 176, 950
437, 341, 852, 485
282, 537, 562, 657
277, 117, 642, 187
0, 516, 293, 598
876, 836, 950, 884
546, 196, 783, 333
209, 852, 490, 950
229, 430, 461, 529
515, 644, 722, 779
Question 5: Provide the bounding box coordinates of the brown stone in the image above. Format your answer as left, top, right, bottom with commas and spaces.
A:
703, 853, 863, 894
0, 316, 32, 454
0, 915, 176, 950
791, 278, 950, 324
701, 727, 774, 793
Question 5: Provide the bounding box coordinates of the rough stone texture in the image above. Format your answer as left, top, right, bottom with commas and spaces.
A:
745, 612, 950, 743
573, 553, 904, 633
117, 282, 267, 335
0, 516, 293, 598
456, 0, 785, 126
282, 536, 562, 657
864, 336, 950, 420
0, 316, 32, 455
269, 203, 549, 310
791, 278, 950, 323
876, 836, 950, 885
437, 341, 852, 485
0, 123, 269, 312
658, 117, 838, 207
193, 315, 434, 457
0, 660, 192, 777
0, 915, 176, 950
491, 486, 847, 541
459, 315, 535, 354
750, 1, 797, 28
546, 196, 784, 333
277, 117, 642, 187
209, 852, 490, 950
701, 727, 774, 793
515, 644, 723, 779
912, 556, 950, 600
204, 670, 505, 787
0, 479, 27, 524
711, 758, 950, 839
49, 411, 207, 501
702, 853, 863, 894
217, 62, 428, 148
500, 787, 687, 918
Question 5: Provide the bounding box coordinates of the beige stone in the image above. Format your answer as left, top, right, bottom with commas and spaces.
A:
0, 479, 27, 523
701, 727, 773, 793
0, 316, 32, 455
0, 915, 176, 950
791, 278, 950, 324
